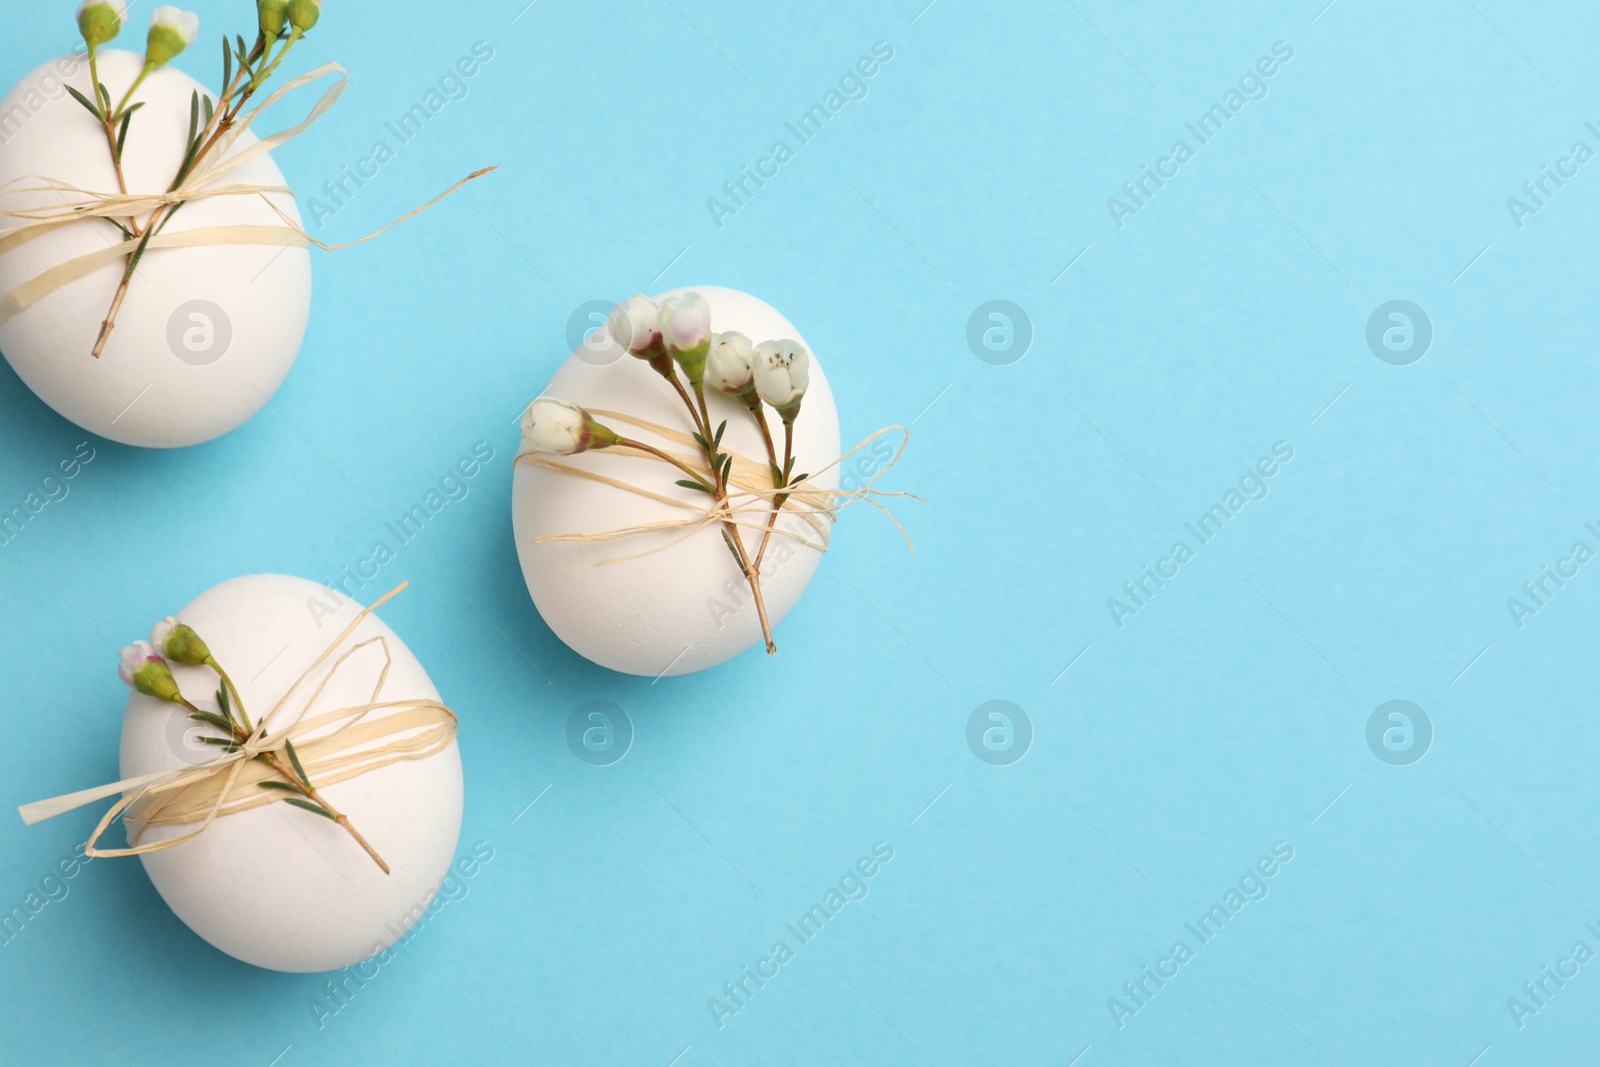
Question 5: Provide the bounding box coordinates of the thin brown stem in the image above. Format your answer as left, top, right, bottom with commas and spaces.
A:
90, 33, 276, 356
751, 406, 786, 571
90, 280, 131, 357
262, 752, 390, 875
206, 657, 251, 733
179, 690, 389, 874
615, 437, 711, 488
693, 381, 714, 446
661, 366, 710, 442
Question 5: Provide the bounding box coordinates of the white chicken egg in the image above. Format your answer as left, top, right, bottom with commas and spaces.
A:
0, 50, 311, 447
118, 574, 463, 973
512, 286, 841, 676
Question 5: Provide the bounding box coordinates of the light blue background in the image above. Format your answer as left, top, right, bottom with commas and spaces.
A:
3, 0, 1598, 1063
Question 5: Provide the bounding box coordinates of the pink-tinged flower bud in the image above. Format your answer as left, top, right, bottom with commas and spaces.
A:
657, 292, 713, 383
118, 641, 181, 702
753, 339, 810, 418
77, 1, 126, 49
151, 616, 211, 665
145, 6, 199, 68
706, 331, 756, 398
520, 397, 620, 455
607, 294, 662, 356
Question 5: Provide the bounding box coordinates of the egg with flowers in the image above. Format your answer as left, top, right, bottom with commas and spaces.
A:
512, 286, 842, 676
107, 574, 464, 973
0, 1, 321, 447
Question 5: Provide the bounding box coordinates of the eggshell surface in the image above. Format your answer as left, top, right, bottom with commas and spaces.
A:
0, 50, 311, 447
513, 286, 841, 676
118, 574, 463, 973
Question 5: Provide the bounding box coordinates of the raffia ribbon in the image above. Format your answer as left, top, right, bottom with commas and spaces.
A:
517, 411, 914, 568
17, 582, 457, 859
0, 61, 493, 328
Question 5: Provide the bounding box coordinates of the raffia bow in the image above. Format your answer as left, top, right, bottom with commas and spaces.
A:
517, 412, 915, 568
18, 583, 456, 867
0, 61, 493, 329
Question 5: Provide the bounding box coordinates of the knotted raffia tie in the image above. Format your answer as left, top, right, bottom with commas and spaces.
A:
18, 582, 457, 860
0, 61, 493, 328
517, 412, 914, 568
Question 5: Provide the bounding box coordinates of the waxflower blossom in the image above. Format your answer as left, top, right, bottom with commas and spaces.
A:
258, 0, 289, 37
77, 0, 125, 49
145, 6, 199, 69
118, 641, 181, 702
753, 339, 810, 417
658, 292, 712, 382
607, 294, 662, 356
287, 0, 321, 33
151, 617, 211, 665
706, 331, 756, 398
521, 398, 620, 456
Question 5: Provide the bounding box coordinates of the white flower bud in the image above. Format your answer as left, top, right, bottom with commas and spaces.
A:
705, 332, 756, 397
658, 291, 713, 383
145, 6, 199, 68
607, 293, 661, 356
658, 292, 712, 352
753, 339, 810, 417
520, 397, 619, 455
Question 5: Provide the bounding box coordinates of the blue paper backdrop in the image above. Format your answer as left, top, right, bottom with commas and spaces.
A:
4, 0, 1600, 1064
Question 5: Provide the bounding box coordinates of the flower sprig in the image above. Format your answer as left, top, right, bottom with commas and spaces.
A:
119, 615, 391, 875
520, 291, 815, 655
68, 0, 323, 356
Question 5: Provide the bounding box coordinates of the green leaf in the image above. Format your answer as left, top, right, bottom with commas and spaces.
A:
96, 82, 111, 110
201, 95, 214, 128
284, 738, 309, 784
186, 90, 199, 144
188, 710, 235, 733
283, 797, 336, 821
789, 472, 809, 487
114, 110, 133, 163
65, 85, 101, 120
691, 431, 709, 451
221, 35, 233, 90
258, 779, 310, 797
714, 420, 727, 447
675, 479, 714, 495
198, 737, 240, 753
769, 462, 784, 487
216, 684, 232, 721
